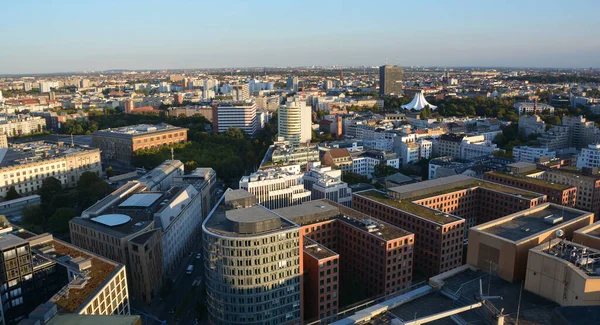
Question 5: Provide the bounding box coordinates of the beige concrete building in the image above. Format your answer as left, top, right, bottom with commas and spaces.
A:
573, 221, 600, 249
0, 134, 7, 149
239, 165, 312, 210
70, 162, 210, 304
467, 203, 594, 282
0, 115, 46, 137
0, 142, 101, 198
525, 239, 600, 306
70, 182, 164, 304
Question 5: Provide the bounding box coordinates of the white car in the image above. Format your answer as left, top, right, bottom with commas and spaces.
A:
196, 253, 202, 259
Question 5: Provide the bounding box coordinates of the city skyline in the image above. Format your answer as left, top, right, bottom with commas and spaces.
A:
2, 0, 600, 74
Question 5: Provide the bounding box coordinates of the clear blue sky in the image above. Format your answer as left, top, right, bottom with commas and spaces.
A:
2, 0, 599, 74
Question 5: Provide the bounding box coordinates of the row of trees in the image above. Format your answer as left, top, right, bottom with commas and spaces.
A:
130, 117, 278, 186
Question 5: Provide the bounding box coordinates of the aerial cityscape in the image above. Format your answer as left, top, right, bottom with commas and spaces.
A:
1, 1, 600, 325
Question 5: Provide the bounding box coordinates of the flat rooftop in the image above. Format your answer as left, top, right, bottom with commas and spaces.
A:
304, 238, 338, 260
74, 184, 186, 237
579, 222, 600, 238
275, 200, 412, 241
355, 190, 462, 225
356, 177, 545, 225
486, 171, 573, 190
538, 240, 600, 277
0, 233, 27, 250
46, 314, 141, 325
0, 141, 98, 168
362, 267, 557, 325
93, 123, 185, 137
387, 174, 542, 200
481, 204, 589, 242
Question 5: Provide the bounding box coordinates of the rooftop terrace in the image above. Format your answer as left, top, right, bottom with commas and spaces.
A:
29, 236, 119, 314
481, 204, 589, 242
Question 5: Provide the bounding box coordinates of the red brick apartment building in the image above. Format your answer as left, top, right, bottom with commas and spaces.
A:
483, 171, 577, 207
352, 175, 547, 278
275, 200, 414, 323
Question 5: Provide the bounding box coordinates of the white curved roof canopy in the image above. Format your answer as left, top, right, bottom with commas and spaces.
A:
402, 91, 437, 111
92, 214, 132, 227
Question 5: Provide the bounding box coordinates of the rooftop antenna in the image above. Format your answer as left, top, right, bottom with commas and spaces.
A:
385, 57, 388, 65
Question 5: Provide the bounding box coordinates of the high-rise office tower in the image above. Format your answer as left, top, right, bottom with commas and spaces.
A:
379, 65, 403, 96
278, 100, 311, 146
287, 76, 299, 93
203, 190, 302, 324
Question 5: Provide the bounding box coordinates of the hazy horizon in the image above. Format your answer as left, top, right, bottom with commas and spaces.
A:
2, 0, 600, 75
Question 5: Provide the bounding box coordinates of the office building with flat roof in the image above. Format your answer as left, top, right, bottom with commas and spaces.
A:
352, 175, 547, 277
278, 100, 311, 146
525, 239, 600, 306
91, 123, 187, 165
379, 65, 403, 96
542, 168, 600, 218
483, 171, 577, 207
203, 188, 413, 325
0, 141, 101, 198
0, 115, 46, 138
467, 203, 594, 282
266, 139, 320, 169
303, 162, 352, 207
572, 221, 600, 250
70, 162, 206, 303
301, 237, 339, 323
239, 165, 312, 210
274, 200, 414, 324
0, 225, 129, 325
202, 189, 303, 325
211, 101, 258, 136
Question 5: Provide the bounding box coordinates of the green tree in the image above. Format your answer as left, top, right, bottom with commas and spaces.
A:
49, 207, 77, 233
373, 163, 398, 178
342, 172, 370, 185
39, 177, 62, 206
22, 205, 45, 234
224, 127, 246, 140
5, 187, 20, 201
77, 172, 113, 210
420, 105, 432, 119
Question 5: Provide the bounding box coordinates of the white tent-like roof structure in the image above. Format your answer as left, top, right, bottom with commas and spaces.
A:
402, 91, 437, 111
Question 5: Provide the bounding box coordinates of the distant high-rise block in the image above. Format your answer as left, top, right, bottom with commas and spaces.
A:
125, 99, 135, 114
287, 76, 299, 93
278, 100, 311, 145
379, 65, 403, 96
174, 93, 184, 105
